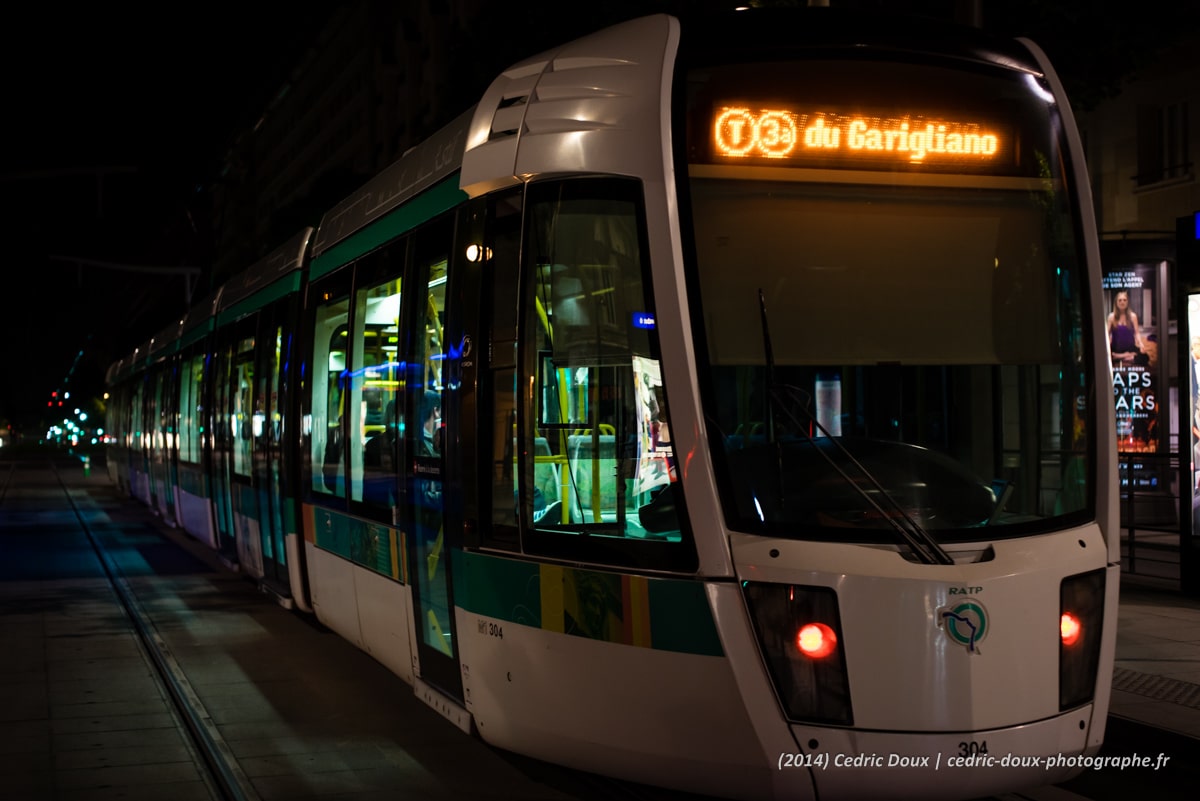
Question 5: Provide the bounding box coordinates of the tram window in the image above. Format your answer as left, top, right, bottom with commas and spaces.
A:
407, 219, 451, 408
310, 295, 350, 498
412, 244, 448, 477
421, 258, 446, 397
521, 178, 682, 544
688, 181, 1089, 536
211, 348, 232, 477
266, 325, 283, 449
178, 353, 204, 464
152, 372, 168, 456
254, 321, 282, 478
686, 178, 1089, 534
232, 336, 255, 478
131, 383, 145, 452
685, 57, 1092, 539
351, 276, 403, 507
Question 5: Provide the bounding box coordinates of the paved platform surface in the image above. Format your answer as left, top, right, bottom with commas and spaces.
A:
2, 452, 1199, 801
0, 457, 608, 801
1107, 581, 1200, 740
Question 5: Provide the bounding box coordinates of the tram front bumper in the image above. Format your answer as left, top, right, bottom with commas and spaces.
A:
787, 706, 1099, 800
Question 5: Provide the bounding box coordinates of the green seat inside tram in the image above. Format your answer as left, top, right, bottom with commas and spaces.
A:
532, 437, 562, 518
567, 434, 618, 523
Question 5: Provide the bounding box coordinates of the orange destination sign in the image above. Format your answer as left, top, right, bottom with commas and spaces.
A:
713, 107, 1002, 164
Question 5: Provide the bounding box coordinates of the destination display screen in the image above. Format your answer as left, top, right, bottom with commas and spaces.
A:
712, 107, 1006, 167
686, 59, 1050, 177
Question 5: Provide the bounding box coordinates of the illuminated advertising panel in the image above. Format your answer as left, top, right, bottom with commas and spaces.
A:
1102, 267, 1159, 457
1188, 293, 1200, 521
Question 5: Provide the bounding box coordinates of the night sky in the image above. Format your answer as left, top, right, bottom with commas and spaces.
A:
1, 0, 1197, 433
0, 4, 336, 430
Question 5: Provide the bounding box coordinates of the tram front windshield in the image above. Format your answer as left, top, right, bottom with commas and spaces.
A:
684, 57, 1093, 542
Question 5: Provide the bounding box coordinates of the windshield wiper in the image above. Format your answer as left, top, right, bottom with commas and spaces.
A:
757, 288, 955, 566
758, 289, 778, 445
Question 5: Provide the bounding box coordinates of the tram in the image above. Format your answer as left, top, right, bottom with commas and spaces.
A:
106, 8, 1118, 800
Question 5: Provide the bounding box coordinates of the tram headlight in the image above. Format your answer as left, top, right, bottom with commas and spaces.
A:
1059, 569, 1106, 710
743, 582, 852, 726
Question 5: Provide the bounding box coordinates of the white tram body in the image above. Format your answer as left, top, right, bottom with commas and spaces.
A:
106, 8, 1117, 801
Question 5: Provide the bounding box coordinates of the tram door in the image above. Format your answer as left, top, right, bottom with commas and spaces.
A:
252, 305, 291, 592
405, 218, 461, 699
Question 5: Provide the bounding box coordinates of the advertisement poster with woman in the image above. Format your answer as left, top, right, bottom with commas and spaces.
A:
1103, 267, 1159, 454
1188, 294, 1200, 519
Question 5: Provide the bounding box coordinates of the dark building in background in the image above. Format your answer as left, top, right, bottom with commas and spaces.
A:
1078, 29, 1200, 592
199, 0, 738, 288
207, 0, 485, 286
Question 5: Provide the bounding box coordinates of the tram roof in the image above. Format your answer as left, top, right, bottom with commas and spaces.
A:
309, 107, 474, 272
215, 228, 312, 327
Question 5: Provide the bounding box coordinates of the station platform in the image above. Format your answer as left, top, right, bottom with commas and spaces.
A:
2, 452, 1199, 800
0, 455, 617, 801
1108, 581, 1200, 740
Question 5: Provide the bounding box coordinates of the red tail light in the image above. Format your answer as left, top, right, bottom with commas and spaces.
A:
797, 622, 838, 658
1060, 612, 1081, 647
743, 582, 852, 725
1060, 569, 1105, 709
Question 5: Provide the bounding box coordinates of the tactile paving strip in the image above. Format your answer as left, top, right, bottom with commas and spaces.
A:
1112, 667, 1200, 709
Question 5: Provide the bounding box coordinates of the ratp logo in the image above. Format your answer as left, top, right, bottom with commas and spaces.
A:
939, 599, 988, 653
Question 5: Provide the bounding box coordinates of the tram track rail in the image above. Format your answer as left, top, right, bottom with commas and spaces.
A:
50, 459, 260, 801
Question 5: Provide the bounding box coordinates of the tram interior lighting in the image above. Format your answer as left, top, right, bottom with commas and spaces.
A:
1059, 569, 1105, 710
